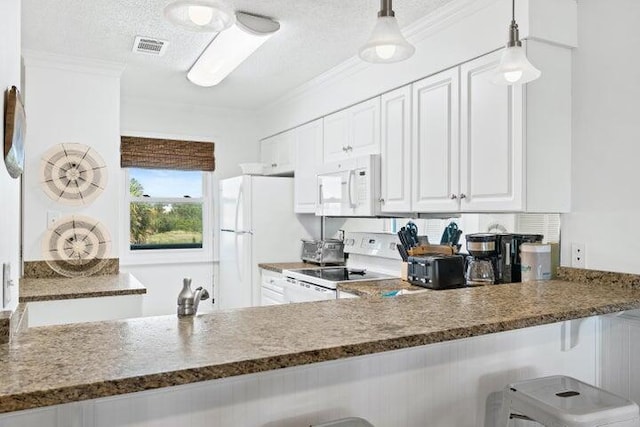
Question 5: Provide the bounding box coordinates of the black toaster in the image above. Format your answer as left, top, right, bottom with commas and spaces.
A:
407, 255, 465, 290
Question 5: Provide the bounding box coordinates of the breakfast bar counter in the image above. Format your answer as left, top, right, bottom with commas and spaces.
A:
19, 273, 146, 302
1, 268, 640, 414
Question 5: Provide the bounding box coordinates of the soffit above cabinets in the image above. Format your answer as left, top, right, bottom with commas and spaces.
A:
22, 0, 455, 110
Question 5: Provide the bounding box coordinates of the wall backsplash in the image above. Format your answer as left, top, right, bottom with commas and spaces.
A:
327, 213, 561, 249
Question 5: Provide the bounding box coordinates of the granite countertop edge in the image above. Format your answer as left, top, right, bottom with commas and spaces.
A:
2, 268, 640, 414
18, 273, 147, 303
18, 287, 147, 303
1, 296, 638, 414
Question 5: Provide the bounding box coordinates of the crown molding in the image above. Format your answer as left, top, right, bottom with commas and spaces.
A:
261, 0, 499, 114
22, 50, 126, 77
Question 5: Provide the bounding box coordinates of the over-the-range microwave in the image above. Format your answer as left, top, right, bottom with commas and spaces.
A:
316, 154, 381, 217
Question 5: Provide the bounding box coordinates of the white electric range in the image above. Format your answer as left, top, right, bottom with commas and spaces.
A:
278, 232, 401, 303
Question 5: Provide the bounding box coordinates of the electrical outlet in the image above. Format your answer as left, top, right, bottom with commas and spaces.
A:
571, 243, 586, 268
3, 263, 11, 308
47, 211, 60, 229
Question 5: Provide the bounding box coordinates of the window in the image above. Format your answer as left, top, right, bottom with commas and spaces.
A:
127, 168, 204, 250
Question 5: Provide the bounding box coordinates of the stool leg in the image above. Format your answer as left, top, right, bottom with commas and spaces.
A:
496, 391, 512, 427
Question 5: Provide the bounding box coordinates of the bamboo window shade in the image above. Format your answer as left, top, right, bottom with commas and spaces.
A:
120, 136, 215, 171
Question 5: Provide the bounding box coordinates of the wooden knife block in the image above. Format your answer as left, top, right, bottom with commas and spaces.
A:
407, 244, 455, 257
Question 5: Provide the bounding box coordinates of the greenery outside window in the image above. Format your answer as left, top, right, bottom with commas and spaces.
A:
128, 168, 204, 250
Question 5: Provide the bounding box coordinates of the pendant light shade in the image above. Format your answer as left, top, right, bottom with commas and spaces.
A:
164, 0, 235, 33
492, 0, 541, 85
491, 46, 541, 85
359, 0, 415, 64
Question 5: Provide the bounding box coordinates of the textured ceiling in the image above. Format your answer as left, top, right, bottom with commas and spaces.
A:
22, 0, 455, 110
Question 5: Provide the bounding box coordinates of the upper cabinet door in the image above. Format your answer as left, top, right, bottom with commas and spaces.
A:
323, 98, 381, 163
380, 86, 412, 213
349, 97, 381, 157
323, 109, 350, 163
411, 68, 460, 212
460, 51, 524, 212
294, 119, 323, 213
260, 137, 277, 174
274, 130, 295, 175
261, 131, 295, 176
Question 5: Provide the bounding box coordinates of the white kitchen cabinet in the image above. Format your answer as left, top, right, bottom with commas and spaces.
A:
260, 269, 286, 306
403, 42, 571, 214
459, 52, 524, 211
294, 119, 323, 213
411, 68, 460, 212
380, 86, 412, 213
323, 97, 381, 162
260, 131, 295, 176
457, 43, 571, 213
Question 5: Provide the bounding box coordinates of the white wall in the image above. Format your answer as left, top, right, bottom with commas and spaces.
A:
22, 54, 123, 263
121, 97, 261, 180
120, 98, 261, 316
560, 0, 640, 273
0, 0, 22, 310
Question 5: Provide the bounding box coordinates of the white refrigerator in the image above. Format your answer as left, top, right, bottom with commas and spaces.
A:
218, 175, 310, 309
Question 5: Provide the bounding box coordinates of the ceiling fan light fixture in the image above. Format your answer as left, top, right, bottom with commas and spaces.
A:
359, 0, 415, 64
164, 0, 235, 32
187, 12, 280, 87
492, 0, 541, 85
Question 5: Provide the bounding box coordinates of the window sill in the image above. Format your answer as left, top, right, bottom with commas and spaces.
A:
120, 248, 214, 267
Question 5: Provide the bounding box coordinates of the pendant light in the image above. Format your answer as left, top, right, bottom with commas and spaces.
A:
359, 0, 415, 64
491, 0, 541, 85
164, 0, 235, 33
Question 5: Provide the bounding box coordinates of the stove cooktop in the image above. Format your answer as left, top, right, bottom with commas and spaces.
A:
285, 267, 396, 289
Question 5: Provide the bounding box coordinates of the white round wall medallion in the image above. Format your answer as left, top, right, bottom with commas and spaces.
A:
40, 143, 107, 205
42, 215, 112, 277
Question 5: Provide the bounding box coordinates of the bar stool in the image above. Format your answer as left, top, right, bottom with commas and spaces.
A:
498, 375, 640, 426
311, 417, 374, 427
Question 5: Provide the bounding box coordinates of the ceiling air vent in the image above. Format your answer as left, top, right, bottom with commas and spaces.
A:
132, 36, 168, 56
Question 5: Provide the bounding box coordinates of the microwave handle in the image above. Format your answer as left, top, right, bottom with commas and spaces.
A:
348, 170, 356, 208
318, 183, 323, 204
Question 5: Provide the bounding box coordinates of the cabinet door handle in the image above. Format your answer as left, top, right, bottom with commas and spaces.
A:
449, 194, 458, 200
379, 198, 385, 204
342, 146, 347, 152
347, 145, 353, 151
271, 163, 277, 167
459, 193, 467, 199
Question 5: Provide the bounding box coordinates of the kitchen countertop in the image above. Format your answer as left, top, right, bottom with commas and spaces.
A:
19, 273, 147, 302
1, 268, 640, 414
337, 279, 426, 297
258, 262, 341, 273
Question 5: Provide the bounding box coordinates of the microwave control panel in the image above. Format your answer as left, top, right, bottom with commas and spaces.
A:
356, 169, 369, 205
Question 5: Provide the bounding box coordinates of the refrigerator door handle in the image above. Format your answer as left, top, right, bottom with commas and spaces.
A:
234, 180, 243, 233
235, 233, 243, 282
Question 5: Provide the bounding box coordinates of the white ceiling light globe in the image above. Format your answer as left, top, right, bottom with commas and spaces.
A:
491, 45, 541, 85
359, 16, 415, 64
375, 44, 397, 60
188, 5, 214, 26
164, 0, 235, 33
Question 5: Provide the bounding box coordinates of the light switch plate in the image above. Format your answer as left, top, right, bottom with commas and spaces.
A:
2, 263, 11, 308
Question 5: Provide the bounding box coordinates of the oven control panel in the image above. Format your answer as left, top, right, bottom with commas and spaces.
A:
343, 232, 401, 259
